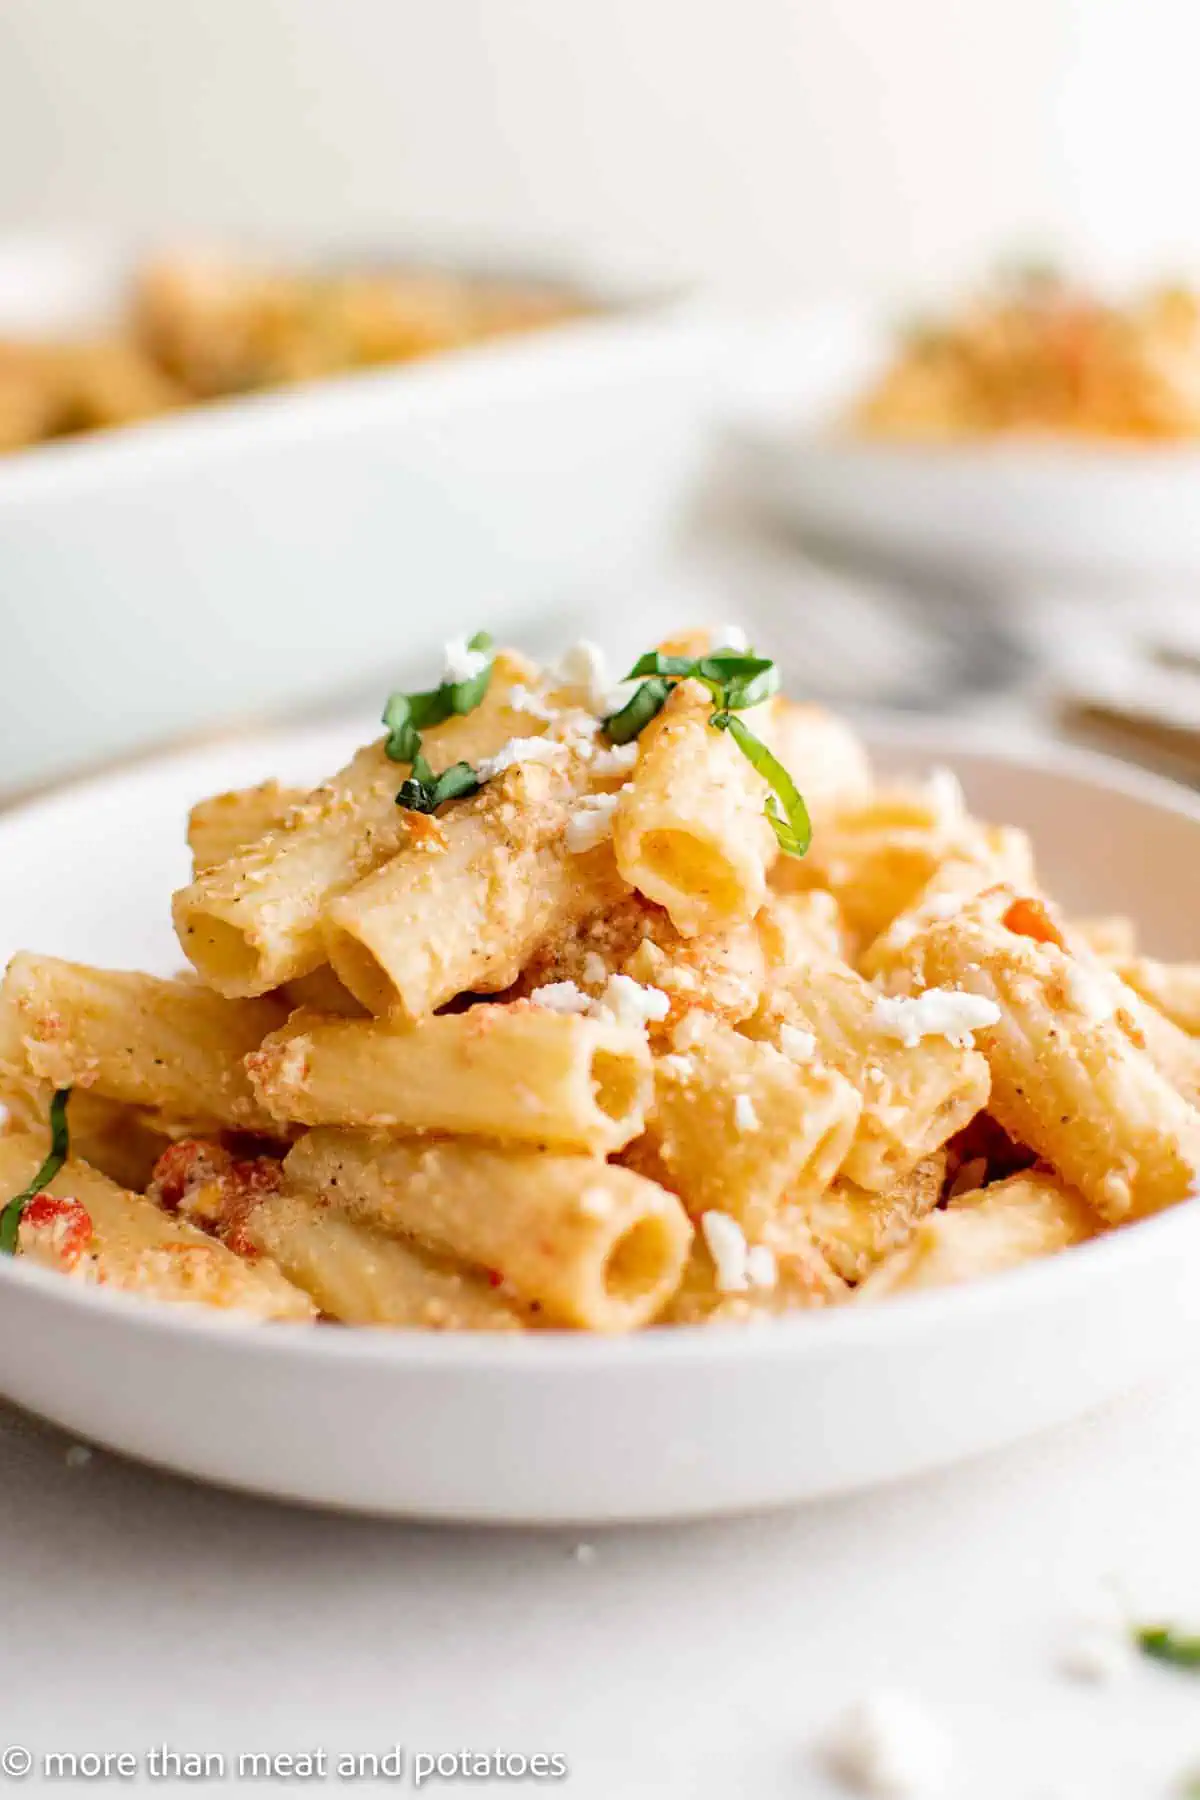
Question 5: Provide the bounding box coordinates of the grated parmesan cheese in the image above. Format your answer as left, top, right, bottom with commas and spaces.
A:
744, 1244, 777, 1290
442, 635, 490, 684
733, 1093, 760, 1133
823, 1691, 952, 1798
872, 988, 1000, 1050
510, 682, 560, 723
700, 1212, 776, 1294
779, 1023, 817, 1063
714, 623, 749, 652
476, 737, 568, 781
565, 791, 622, 854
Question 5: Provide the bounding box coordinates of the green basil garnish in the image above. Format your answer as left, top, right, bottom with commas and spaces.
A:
1135, 1626, 1200, 1671
384, 633, 493, 812
0, 1087, 72, 1255
602, 677, 672, 744
710, 712, 812, 856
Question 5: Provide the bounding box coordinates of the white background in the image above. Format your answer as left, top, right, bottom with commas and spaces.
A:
2, 0, 1200, 302
5, 1369, 1200, 1799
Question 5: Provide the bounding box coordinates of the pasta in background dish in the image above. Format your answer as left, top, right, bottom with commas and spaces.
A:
1, 627, 1197, 1333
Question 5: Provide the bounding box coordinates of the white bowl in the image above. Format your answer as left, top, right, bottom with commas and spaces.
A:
0, 237, 715, 798
0, 719, 1198, 1522
728, 306, 1200, 589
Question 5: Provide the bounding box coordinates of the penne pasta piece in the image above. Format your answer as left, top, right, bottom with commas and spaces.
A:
855, 1170, 1098, 1301
757, 888, 854, 974
0, 1066, 176, 1194
859, 850, 1033, 984
638, 1013, 861, 1236
611, 680, 781, 937
0, 1135, 314, 1319
284, 1128, 692, 1331
187, 780, 305, 875
744, 950, 991, 1190
239, 1185, 527, 1330
1114, 956, 1200, 1038
914, 899, 1200, 1222
780, 782, 1034, 939
324, 757, 628, 1018
801, 1151, 947, 1284
246, 1003, 651, 1154
172, 650, 539, 996
3, 952, 284, 1132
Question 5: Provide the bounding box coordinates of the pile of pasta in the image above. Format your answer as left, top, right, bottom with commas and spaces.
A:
1, 629, 1198, 1334
849, 268, 1200, 442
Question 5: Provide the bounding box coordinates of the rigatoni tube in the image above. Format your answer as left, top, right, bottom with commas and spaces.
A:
284, 1128, 692, 1331
246, 1003, 652, 1154
323, 758, 627, 1018
172, 651, 538, 996
3, 953, 284, 1133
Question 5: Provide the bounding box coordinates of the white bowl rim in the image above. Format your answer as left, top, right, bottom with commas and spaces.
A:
2, 720, 1198, 1373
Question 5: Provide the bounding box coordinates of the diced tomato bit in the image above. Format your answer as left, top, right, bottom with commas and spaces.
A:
486, 1269, 504, 1288
19, 1195, 94, 1269
148, 1138, 232, 1212
1003, 896, 1067, 949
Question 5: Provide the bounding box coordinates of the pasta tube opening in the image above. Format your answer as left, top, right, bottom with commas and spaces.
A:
603, 1215, 682, 1310
589, 1048, 648, 1131
636, 829, 744, 920
173, 910, 265, 993
321, 925, 400, 1018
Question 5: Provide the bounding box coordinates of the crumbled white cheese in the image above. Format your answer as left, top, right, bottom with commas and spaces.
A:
510, 682, 560, 723
553, 641, 611, 713
779, 1023, 817, 1063
823, 1692, 952, 1798
701, 1212, 751, 1293
658, 1052, 696, 1080
565, 790, 622, 853
872, 988, 1001, 1050
733, 1093, 760, 1133
744, 1244, 777, 1290
582, 951, 609, 988
442, 635, 490, 685
476, 736, 568, 781
589, 741, 639, 778
864, 1065, 886, 1085
1063, 962, 1117, 1024
528, 980, 591, 1016
578, 1187, 615, 1220
923, 892, 963, 921
701, 1212, 775, 1294
925, 765, 966, 827
714, 623, 749, 652
64, 1444, 93, 1470
594, 974, 670, 1030
532, 972, 668, 1034
1058, 1626, 1132, 1686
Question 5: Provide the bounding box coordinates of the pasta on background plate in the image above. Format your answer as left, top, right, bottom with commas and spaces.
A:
2, 627, 1197, 1333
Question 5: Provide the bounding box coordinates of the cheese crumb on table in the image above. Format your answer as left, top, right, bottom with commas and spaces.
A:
872, 988, 1001, 1049
64, 1444, 93, 1470
1058, 1625, 1133, 1685
823, 1692, 952, 1798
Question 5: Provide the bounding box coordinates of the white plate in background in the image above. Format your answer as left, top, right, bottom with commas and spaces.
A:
727, 305, 1200, 589
0, 719, 1197, 1522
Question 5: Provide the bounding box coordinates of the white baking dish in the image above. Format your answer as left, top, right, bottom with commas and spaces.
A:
0, 239, 716, 796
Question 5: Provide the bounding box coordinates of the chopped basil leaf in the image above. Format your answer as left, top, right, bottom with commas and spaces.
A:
396, 759, 482, 815
0, 1087, 71, 1255
626, 652, 700, 681
710, 711, 812, 858
1135, 1626, 1200, 1671
602, 677, 672, 744
382, 632, 496, 765
622, 650, 778, 711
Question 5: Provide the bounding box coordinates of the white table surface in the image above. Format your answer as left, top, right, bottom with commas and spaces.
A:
3, 1365, 1200, 1800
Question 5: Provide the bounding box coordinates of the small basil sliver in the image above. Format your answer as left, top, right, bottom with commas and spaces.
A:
0, 1087, 72, 1255
603, 677, 672, 745
428, 762, 482, 806
624, 652, 697, 681
1136, 1626, 1200, 1671
710, 711, 812, 859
